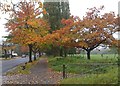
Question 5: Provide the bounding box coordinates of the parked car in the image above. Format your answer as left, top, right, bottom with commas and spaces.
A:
22, 54, 26, 58
12, 53, 18, 57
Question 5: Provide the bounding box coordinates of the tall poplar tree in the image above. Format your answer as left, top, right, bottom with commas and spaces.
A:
43, 0, 70, 56
43, 0, 70, 31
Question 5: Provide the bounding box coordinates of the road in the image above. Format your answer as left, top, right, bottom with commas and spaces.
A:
1, 57, 30, 75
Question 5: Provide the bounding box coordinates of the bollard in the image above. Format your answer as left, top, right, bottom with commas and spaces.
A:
63, 64, 65, 79
21, 62, 27, 70
21, 65, 25, 70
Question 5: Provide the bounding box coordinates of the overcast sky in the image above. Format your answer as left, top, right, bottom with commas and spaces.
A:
0, 0, 120, 43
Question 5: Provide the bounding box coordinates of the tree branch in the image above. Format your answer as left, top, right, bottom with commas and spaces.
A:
90, 39, 106, 51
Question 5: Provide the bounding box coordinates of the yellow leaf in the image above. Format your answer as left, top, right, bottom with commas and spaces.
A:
39, 2, 43, 8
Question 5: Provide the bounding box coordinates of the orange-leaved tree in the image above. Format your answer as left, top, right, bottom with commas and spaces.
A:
60, 6, 117, 60
5, 1, 50, 62
43, 17, 79, 57
20, 46, 29, 55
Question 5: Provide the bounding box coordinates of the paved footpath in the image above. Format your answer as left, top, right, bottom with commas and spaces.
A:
2, 58, 63, 84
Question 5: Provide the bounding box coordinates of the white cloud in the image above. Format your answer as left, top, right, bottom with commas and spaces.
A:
113, 32, 120, 40
69, 0, 119, 18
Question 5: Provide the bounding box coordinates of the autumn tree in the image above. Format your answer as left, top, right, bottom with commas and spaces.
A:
60, 6, 117, 60
20, 46, 29, 55
43, 17, 77, 57
5, 1, 50, 62
80, 7, 117, 60
43, 0, 70, 56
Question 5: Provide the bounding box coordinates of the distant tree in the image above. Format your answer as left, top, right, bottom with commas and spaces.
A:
110, 40, 120, 59
20, 46, 29, 55
2, 41, 15, 59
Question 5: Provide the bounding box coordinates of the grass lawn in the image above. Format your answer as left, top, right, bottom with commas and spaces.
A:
48, 54, 118, 73
60, 66, 118, 84
47, 54, 118, 84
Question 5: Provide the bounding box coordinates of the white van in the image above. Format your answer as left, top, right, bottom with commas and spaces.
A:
12, 53, 18, 57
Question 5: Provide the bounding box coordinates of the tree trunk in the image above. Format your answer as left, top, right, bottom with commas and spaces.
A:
4, 49, 7, 59
87, 50, 91, 60
28, 44, 32, 62
64, 51, 67, 57
34, 52, 36, 61
10, 49, 13, 58
38, 51, 41, 57
64, 47, 67, 57
60, 47, 63, 57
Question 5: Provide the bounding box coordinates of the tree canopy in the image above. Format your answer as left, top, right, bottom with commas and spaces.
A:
1, 0, 118, 61
43, 6, 118, 59
5, 1, 50, 62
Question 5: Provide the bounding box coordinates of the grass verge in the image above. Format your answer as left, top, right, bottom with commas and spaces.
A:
60, 66, 118, 84
48, 55, 118, 84
5, 57, 42, 75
